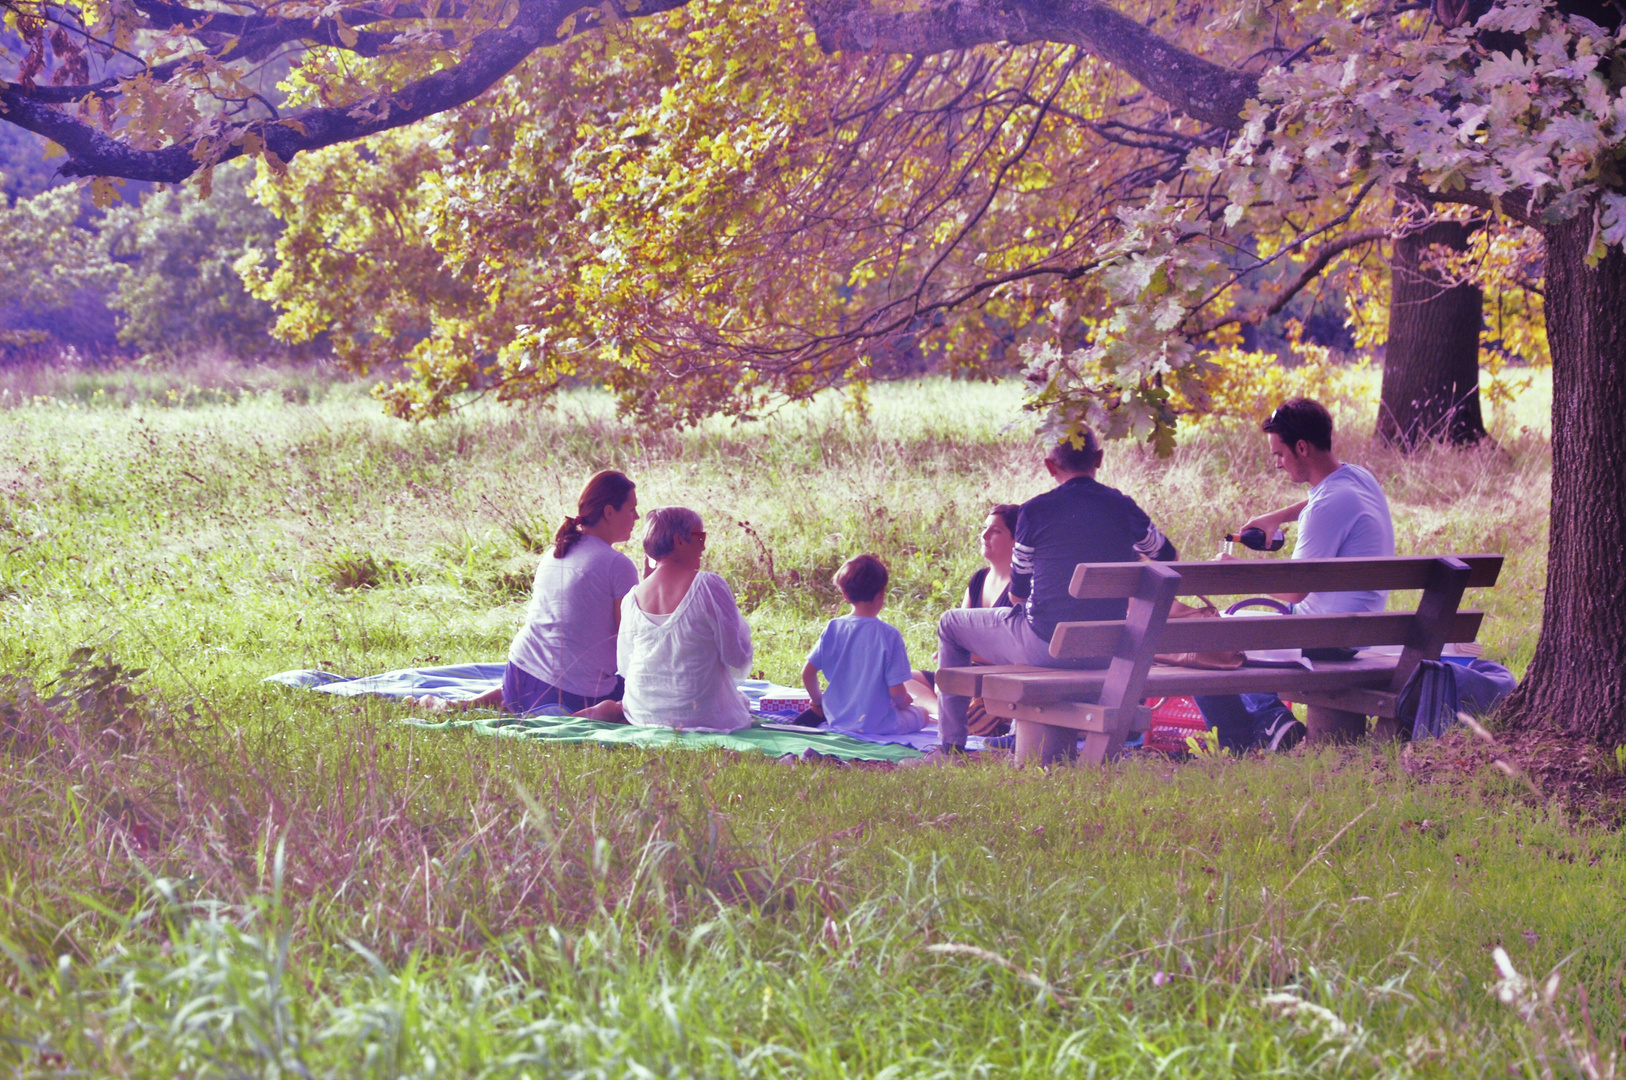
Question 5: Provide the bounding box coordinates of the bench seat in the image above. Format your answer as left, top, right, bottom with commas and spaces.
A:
935, 665, 1044, 698
984, 657, 1402, 703
941, 657, 1401, 700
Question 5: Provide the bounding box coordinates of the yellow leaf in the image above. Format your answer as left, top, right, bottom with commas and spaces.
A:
89, 177, 117, 207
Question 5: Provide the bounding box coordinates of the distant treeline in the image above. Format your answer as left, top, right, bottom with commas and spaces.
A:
1, 127, 298, 360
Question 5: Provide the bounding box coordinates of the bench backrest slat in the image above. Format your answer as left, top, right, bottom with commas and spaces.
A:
1048, 610, 1484, 660
1069, 554, 1503, 600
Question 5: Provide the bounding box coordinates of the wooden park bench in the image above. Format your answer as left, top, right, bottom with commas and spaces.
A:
936, 555, 1503, 765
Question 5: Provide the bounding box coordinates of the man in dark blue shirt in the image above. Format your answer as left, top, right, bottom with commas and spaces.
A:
936, 429, 1177, 751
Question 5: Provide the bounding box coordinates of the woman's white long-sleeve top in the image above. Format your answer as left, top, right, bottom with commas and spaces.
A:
617, 571, 754, 732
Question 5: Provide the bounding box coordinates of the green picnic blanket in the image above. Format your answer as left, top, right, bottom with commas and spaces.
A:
400, 712, 926, 762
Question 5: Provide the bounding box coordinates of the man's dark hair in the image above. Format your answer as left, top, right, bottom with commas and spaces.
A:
1261, 398, 1334, 452
834, 553, 889, 603
1046, 427, 1102, 474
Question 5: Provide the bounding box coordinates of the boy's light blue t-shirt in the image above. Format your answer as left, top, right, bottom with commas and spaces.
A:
1293, 463, 1395, 615
807, 615, 913, 734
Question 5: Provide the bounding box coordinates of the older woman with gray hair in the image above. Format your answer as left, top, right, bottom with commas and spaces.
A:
580, 506, 754, 731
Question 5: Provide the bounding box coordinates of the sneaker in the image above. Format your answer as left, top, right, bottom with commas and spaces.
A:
1262, 712, 1306, 752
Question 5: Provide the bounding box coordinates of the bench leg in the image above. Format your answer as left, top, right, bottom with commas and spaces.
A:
1304, 705, 1367, 745
1078, 730, 1127, 765
1372, 716, 1405, 742
1014, 719, 1076, 766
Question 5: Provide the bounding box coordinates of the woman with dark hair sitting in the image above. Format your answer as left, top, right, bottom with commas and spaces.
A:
430, 469, 640, 715
903, 504, 1023, 718
965, 503, 1020, 609
579, 507, 754, 731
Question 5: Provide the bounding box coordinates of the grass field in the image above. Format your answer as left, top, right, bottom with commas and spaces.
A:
4, 369, 1622, 1079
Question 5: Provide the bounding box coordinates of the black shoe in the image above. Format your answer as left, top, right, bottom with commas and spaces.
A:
1263, 712, 1306, 752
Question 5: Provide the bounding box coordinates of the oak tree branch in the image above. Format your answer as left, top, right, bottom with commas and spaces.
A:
0, 0, 687, 181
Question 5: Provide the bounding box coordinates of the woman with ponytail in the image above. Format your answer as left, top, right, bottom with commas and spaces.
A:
496, 469, 640, 713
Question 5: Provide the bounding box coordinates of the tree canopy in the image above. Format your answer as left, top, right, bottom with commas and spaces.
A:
3, 1, 1573, 435
240, 2, 1229, 423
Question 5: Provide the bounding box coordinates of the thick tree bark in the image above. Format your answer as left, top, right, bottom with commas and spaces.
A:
1377, 221, 1487, 448
1501, 211, 1626, 745
808, 0, 1258, 130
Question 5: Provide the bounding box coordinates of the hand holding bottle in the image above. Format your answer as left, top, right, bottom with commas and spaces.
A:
1225, 526, 1287, 552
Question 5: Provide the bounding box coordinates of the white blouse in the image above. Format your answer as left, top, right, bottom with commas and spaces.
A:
617, 571, 754, 732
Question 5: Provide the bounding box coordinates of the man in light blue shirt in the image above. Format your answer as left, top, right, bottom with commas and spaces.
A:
1197, 398, 1395, 752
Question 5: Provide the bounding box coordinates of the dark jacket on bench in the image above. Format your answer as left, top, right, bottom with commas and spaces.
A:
1011, 476, 1178, 642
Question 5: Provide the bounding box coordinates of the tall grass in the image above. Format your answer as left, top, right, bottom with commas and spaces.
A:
0, 350, 353, 408
5, 661, 1620, 1077
0, 371, 1551, 684
4, 370, 1614, 1079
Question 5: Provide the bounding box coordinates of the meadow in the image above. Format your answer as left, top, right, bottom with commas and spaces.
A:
3, 367, 1621, 1079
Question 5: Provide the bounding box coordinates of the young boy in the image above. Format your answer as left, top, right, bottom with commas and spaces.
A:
800, 554, 927, 735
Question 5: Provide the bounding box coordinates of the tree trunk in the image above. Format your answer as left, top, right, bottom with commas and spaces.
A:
1377, 221, 1487, 448
1502, 212, 1626, 746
